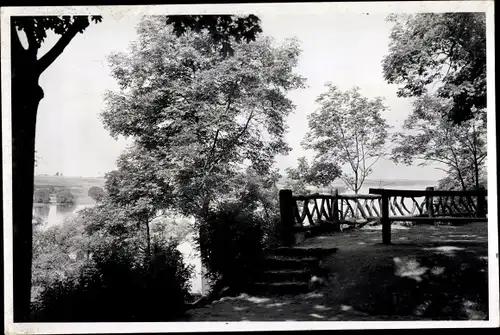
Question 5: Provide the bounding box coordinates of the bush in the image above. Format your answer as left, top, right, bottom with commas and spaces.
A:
34, 188, 51, 203
31, 240, 192, 322
56, 188, 75, 204
198, 201, 265, 295
88, 186, 106, 202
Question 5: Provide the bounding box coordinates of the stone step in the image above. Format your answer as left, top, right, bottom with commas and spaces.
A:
259, 269, 312, 282
249, 281, 310, 295
272, 246, 338, 258
263, 255, 318, 270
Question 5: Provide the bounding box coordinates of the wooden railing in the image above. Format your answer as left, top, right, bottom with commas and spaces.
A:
369, 187, 487, 244
278, 187, 487, 246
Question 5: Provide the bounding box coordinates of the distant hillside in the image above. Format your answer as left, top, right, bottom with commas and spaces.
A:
277, 177, 439, 194
34, 175, 106, 205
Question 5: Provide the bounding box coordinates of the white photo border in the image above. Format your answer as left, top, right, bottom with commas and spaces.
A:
2, 1, 498, 333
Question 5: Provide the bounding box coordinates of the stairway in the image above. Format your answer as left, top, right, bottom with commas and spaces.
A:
248, 246, 338, 295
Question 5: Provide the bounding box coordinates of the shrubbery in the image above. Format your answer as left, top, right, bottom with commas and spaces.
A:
31, 239, 192, 322
56, 188, 75, 204
88, 186, 106, 202
198, 201, 265, 295
34, 188, 51, 203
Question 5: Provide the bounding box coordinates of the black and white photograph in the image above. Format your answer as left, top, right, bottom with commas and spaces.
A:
2, 1, 498, 333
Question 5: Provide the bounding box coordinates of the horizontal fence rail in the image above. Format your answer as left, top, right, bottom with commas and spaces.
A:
278, 187, 487, 246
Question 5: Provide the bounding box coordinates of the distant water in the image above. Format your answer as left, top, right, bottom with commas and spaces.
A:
33, 203, 93, 228
312, 179, 439, 195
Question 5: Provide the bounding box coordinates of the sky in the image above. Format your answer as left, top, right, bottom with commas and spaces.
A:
32, 12, 447, 181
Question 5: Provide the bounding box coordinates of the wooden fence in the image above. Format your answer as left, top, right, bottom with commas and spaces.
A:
278, 187, 487, 246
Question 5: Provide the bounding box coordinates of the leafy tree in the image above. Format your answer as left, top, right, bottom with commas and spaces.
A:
284, 157, 341, 195
12, 15, 102, 320
232, 166, 281, 221
32, 216, 90, 301
303, 85, 389, 194
104, 146, 175, 257
150, 215, 194, 246
56, 188, 75, 204
284, 157, 312, 195
102, 17, 305, 221
382, 13, 486, 124
87, 186, 105, 202
166, 15, 262, 56
11, 14, 262, 320
392, 95, 487, 191
34, 188, 51, 203
307, 160, 342, 194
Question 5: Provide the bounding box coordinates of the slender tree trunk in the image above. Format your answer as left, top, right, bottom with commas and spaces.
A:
455, 166, 467, 191
473, 157, 480, 189
145, 219, 151, 258
354, 171, 359, 194
11, 37, 43, 320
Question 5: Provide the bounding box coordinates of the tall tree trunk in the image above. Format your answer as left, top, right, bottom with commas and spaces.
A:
11, 23, 43, 321
12, 70, 43, 322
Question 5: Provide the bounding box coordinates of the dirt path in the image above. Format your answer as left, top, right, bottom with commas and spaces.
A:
185, 222, 489, 321
184, 291, 428, 321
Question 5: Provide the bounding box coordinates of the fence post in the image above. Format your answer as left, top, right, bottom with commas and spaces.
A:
332, 189, 340, 231
381, 192, 390, 244
476, 186, 486, 218
279, 189, 295, 247
425, 187, 435, 225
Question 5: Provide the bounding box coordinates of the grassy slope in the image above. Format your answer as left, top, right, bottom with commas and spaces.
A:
34, 175, 105, 205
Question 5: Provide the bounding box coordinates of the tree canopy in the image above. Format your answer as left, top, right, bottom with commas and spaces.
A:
382, 13, 486, 124
303, 85, 389, 194
284, 157, 312, 195
88, 186, 105, 202
391, 95, 486, 190
102, 17, 306, 217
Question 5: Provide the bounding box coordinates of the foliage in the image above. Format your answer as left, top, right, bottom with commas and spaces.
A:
103, 145, 179, 255
102, 16, 305, 218
303, 85, 389, 193
34, 188, 51, 203
307, 160, 342, 193
166, 15, 262, 56
391, 95, 487, 190
437, 168, 487, 191
77, 200, 144, 258
284, 157, 312, 195
284, 157, 341, 195
231, 166, 282, 249
31, 216, 90, 300
31, 239, 192, 322
12, 13, 262, 321
150, 215, 195, 245
197, 165, 285, 294
87, 186, 105, 202
198, 201, 264, 294
382, 13, 486, 124
55, 187, 75, 203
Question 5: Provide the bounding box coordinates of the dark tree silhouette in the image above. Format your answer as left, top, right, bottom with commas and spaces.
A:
10, 14, 262, 321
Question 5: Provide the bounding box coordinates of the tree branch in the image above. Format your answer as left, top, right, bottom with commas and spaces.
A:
337, 121, 357, 173
36, 23, 82, 75
339, 174, 355, 192
10, 23, 26, 55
